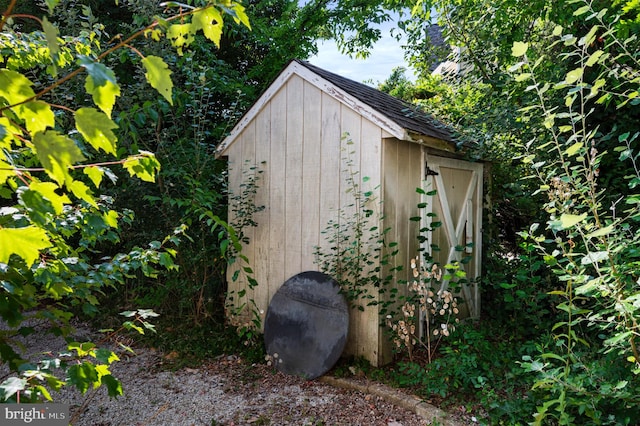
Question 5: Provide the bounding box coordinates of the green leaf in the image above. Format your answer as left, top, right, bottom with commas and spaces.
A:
515, 73, 532, 82
42, 17, 60, 61
565, 93, 576, 107
103, 210, 118, 228
0, 226, 52, 266
604, 331, 633, 348
565, 142, 583, 157
67, 362, 98, 394
0, 69, 36, 105
20, 189, 55, 225
68, 341, 96, 356
615, 380, 628, 390
141, 56, 174, 105
540, 352, 566, 363
68, 180, 96, 207
32, 130, 86, 185
0, 160, 13, 185
586, 225, 614, 238
75, 108, 118, 155
122, 321, 144, 334
84, 166, 104, 188
0, 117, 21, 149
34, 384, 53, 401
559, 213, 587, 230
29, 181, 70, 214
581, 251, 608, 265
573, 5, 590, 16
585, 50, 604, 67
95, 348, 120, 365
511, 41, 528, 57
229, 3, 251, 29
167, 23, 195, 54
0, 377, 27, 401
16, 101, 55, 134
193, 7, 224, 47
44, 0, 60, 13
596, 8, 608, 19
101, 374, 123, 398
158, 252, 174, 269
82, 60, 121, 118
575, 277, 602, 295
122, 152, 160, 182
565, 68, 583, 84
589, 78, 606, 99
580, 25, 599, 46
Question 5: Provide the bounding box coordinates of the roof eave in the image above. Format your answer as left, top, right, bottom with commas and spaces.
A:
406, 132, 459, 152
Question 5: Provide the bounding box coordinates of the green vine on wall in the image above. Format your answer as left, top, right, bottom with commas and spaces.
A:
314, 136, 401, 314
218, 161, 265, 345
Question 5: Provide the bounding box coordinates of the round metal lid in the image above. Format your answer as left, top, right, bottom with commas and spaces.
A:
264, 271, 349, 379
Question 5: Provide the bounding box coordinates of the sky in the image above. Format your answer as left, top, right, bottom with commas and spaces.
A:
307, 18, 415, 86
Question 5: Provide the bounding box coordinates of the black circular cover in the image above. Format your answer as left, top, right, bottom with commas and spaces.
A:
264, 271, 349, 379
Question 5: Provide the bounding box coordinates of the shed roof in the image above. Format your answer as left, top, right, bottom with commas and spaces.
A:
296, 60, 455, 142
216, 59, 459, 156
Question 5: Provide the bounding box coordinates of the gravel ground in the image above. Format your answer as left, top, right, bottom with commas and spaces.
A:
1, 317, 473, 426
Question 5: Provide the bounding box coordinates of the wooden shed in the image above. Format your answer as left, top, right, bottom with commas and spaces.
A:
216, 59, 483, 366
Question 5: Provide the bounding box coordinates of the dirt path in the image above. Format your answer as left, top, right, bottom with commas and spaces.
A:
1, 317, 471, 425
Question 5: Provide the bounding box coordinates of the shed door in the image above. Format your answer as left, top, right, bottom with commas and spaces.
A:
421, 154, 483, 318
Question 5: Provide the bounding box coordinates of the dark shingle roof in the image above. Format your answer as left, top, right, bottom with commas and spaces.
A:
426, 25, 452, 72
295, 59, 456, 143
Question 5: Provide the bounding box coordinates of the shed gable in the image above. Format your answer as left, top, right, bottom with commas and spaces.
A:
216, 60, 460, 157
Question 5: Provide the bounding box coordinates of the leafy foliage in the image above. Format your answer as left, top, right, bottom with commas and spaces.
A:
0, 0, 249, 401
100, 0, 326, 336
370, 0, 640, 423
507, 1, 640, 422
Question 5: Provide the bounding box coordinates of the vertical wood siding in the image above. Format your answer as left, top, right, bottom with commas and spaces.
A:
253, 102, 271, 314
381, 139, 423, 364
226, 75, 388, 365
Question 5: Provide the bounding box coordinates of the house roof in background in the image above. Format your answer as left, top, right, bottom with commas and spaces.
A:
295, 60, 456, 143
425, 25, 451, 72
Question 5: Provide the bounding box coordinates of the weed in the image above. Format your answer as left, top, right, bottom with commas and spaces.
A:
387, 255, 461, 363
314, 136, 401, 312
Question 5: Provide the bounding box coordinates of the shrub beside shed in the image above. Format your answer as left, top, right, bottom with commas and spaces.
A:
216, 59, 484, 367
